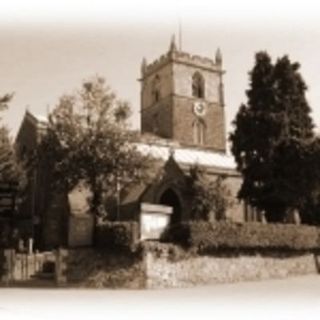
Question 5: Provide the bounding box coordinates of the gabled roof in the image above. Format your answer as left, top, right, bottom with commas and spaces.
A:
24, 110, 48, 127
15, 110, 48, 144
31, 113, 48, 124
121, 183, 147, 205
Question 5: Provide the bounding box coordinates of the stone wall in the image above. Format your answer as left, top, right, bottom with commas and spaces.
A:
144, 245, 320, 289
57, 245, 320, 289
141, 63, 173, 110
173, 62, 220, 103
172, 96, 226, 151
141, 96, 173, 139
7, 246, 318, 288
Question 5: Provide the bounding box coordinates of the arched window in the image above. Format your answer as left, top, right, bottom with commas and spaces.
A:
192, 72, 205, 98
193, 120, 206, 145
151, 75, 161, 103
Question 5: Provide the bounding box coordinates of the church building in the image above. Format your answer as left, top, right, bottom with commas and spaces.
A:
15, 37, 259, 249
117, 36, 255, 223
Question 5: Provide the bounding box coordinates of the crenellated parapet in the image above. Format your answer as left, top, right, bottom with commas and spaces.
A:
141, 36, 224, 78
141, 53, 171, 78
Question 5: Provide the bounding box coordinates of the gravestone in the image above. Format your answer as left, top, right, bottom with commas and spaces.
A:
68, 214, 94, 247
67, 182, 94, 247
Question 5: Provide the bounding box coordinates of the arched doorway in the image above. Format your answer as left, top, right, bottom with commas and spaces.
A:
159, 188, 182, 225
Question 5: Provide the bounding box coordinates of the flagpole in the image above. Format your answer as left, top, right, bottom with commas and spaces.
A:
179, 18, 182, 51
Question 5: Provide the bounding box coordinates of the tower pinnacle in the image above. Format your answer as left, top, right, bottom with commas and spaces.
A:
169, 34, 177, 52
215, 48, 223, 65
141, 57, 147, 75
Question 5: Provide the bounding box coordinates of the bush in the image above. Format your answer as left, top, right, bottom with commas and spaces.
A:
95, 221, 139, 252
140, 241, 195, 262
186, 166, 233, 220
164, 221, 320, 252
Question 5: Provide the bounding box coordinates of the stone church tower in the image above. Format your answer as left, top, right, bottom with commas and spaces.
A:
140, 36, 226, 152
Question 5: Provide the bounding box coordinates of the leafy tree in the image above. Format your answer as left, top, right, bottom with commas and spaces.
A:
38, 76, 153, 218
187, 166, 233, 221
230, 52, 318, 222
0, 93, 14, 114
0, 93, 23, 185
0, 127, 17, 183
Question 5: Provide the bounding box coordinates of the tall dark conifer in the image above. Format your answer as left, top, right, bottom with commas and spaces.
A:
270, 56, 316, 221
230, 52, 317, 222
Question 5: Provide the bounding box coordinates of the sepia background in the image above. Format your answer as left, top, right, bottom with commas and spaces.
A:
1, 0, 320, 145
1, 1, 320, 319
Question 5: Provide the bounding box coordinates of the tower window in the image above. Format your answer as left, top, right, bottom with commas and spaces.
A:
152, 75, 161, 103
192, 72, 205, 99
193, 120, 206, 145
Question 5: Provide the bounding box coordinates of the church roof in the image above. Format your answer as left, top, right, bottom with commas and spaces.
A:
16, 111, 237, 172
135, 142, 237, 171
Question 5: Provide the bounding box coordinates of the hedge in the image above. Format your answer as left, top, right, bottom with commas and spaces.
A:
164, 221, 320, 251
95, 221, 139, 251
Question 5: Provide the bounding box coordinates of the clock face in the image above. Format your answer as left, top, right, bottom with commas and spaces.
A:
193, 101, 207, 117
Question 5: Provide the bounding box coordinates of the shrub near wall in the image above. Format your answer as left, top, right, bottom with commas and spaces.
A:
66, 249, 145, 288
95, 221, 139, 251
165, 221, 320, 252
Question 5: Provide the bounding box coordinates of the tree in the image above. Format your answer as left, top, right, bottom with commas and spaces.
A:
230, 52, 318, 222
293, 138, 320, 225
0, 93, 14, 114
0, 93, 23, 185
186, 166, 233, 221
38, 76, 153, 219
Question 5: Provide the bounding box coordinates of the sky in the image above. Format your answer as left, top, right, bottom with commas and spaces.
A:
1, 0, 320, 143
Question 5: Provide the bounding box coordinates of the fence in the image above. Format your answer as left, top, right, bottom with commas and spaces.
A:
0, 249, 68, 286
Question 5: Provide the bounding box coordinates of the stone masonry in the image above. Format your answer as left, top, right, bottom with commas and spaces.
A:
140, 38, 226, 151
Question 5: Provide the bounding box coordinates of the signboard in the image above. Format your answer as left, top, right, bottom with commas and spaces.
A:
140, 203, 173, 240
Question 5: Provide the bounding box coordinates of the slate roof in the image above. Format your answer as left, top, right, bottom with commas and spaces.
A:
136, 142, 237, 170
18, 111, 237, 171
